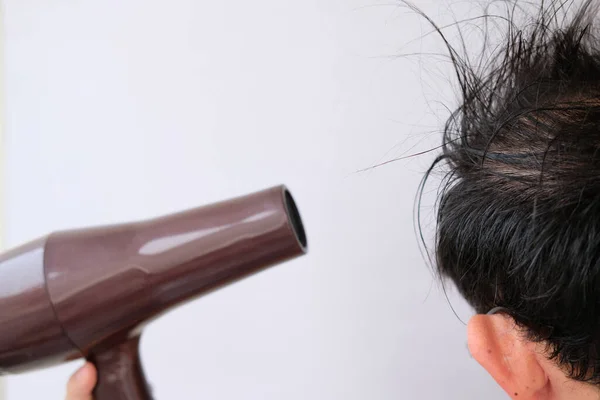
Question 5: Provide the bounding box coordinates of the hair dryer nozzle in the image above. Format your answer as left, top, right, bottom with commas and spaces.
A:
284, 187, 308, 252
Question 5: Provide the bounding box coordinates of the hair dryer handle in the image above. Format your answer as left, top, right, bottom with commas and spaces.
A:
87, 335, 154, 400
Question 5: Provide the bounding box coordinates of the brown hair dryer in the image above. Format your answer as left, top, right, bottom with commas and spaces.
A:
0, 185, 308, 400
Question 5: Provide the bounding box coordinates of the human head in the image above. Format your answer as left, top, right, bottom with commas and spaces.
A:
422, 0, 600, 398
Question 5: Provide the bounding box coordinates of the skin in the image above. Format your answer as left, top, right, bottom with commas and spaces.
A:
64, 363, 97, 400
468, 314, 600, 399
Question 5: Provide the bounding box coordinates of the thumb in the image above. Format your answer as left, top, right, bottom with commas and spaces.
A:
65, 362, 97, 400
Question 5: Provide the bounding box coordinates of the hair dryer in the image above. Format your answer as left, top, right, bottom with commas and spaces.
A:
0, 185, 308, 400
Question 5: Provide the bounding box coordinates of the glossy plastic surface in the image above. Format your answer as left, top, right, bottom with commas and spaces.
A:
88, 335, 154, 400
0, 237, 79, 374
41, 185, 307, 400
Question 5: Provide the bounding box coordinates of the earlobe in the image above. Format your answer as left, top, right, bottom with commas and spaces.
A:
467, 314, 549, 399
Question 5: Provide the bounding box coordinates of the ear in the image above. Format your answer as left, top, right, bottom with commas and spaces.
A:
467, 314, 550, 399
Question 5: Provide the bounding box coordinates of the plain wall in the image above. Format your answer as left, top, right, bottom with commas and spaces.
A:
2, 0, 504, 398
0, 1, 5, 398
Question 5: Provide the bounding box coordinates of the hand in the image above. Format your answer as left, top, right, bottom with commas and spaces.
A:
65, 362, 97, 400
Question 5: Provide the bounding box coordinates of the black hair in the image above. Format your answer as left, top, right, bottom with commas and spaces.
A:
417, 0, 600, 383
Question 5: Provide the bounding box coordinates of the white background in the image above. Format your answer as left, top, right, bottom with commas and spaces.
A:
2, 0, 504, 398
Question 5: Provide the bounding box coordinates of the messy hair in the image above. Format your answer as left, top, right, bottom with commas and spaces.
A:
420, 0, 600, 383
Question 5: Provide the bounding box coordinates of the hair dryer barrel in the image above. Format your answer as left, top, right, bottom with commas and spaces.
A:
0, 184, 308, 389
44, 184, 308, 354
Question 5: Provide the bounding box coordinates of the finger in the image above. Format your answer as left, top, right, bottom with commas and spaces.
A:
65, 362, 97, 400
